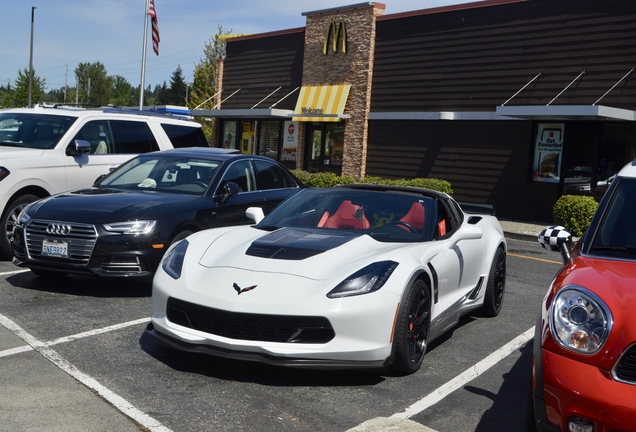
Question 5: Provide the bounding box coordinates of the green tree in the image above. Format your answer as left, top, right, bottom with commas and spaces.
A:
189, 25, 231, 142
75, 62, 112, 105
8, 68, 46, 108
168, 65, 187, 105
111, 75, 135, 107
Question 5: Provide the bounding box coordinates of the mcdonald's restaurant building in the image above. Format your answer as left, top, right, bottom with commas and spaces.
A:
195, 0, 636, 223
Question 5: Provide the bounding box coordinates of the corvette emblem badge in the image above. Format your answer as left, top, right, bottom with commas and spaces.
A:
233, 283, 257, 295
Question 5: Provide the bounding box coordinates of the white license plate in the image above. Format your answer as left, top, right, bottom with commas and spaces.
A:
42, 239, 69, 258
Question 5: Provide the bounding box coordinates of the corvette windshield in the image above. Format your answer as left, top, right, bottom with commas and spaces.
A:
257, 188, 437, 242
589, 177, 636, 259
0, 113, 77, 149
99, 154, 221, 195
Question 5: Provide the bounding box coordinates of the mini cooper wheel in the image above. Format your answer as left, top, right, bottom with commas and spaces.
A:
393, 280, 430, 374
480, 247, 506, 317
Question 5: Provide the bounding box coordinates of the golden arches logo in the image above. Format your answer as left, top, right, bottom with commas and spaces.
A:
323, 20, 347, 55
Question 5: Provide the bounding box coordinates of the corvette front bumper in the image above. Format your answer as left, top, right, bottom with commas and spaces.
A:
146, 322, 391, 370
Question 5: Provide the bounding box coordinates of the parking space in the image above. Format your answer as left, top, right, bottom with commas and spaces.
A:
0, 238, 561, 431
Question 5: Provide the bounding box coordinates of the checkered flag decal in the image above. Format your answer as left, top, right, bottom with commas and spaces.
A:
538, 226, 572, 251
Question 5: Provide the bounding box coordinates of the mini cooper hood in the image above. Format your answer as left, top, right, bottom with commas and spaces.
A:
198, 227, 405, 280
28, 188, 202, 223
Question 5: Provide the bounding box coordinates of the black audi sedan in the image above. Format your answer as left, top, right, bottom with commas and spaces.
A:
11, 148, 303, 279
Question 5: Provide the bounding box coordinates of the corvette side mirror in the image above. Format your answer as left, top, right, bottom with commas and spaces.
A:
246, 207, 265, 224
538, 226, 573, 265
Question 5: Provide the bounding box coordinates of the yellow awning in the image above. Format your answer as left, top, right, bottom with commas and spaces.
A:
293, 85, 351, 122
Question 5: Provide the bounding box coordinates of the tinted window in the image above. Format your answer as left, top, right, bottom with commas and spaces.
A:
161, 124, 207, 148
113, 120, 158, 154
219, 160, 255, 193
590, 178, 636, 259
254, 159, 297, 190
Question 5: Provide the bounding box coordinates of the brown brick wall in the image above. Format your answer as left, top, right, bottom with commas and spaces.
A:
301, 4, 385, 179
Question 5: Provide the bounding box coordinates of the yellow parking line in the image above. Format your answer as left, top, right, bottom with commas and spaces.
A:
508, 252, 561, 265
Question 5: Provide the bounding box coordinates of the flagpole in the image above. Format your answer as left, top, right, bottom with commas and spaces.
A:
139, 0, 150, 110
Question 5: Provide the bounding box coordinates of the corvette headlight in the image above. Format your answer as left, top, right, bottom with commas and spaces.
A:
161, 239, 188, 280
102, 220, 156, 235
327, 261, 398, 299
549, 286, 612, 354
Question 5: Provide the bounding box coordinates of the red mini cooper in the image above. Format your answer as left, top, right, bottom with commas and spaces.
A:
528, 161, 636, 431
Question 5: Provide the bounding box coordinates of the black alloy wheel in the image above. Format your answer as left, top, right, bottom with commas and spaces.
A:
480, 247, 506, 317
393, 280, 430, 374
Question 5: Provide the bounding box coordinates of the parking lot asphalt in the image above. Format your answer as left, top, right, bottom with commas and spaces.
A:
0, 220, 547, 432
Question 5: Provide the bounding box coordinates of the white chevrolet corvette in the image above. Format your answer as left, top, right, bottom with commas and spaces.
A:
147, 184, 507, 374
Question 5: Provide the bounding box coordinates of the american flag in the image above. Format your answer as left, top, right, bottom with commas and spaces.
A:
148, 0, 160, 55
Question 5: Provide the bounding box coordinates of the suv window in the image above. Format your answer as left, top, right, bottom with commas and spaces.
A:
113, 120, 159, 154
0, 113, 76, 149
71, 121, 114, 154
161, 123, 208, 148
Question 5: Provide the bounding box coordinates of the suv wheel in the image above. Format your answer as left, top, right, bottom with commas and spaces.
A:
1, 194, 39, 260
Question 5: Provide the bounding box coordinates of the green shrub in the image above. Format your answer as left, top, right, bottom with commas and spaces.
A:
291, 170, 453, 195
553, 195, 598, 237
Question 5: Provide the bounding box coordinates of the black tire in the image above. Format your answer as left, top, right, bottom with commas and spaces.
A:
392, 280, 430, 375
1, 194, 40, 260
171, 230, 194, 246
480, 247, 506, 317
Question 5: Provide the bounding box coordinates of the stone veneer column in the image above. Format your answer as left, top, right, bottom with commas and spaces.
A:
209, 58, 225, 147
301, 3, 385, 179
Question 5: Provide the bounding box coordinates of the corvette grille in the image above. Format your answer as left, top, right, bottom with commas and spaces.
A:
167, 297, 335, 344
613, 344, 636, 384
25, 220, 97, 265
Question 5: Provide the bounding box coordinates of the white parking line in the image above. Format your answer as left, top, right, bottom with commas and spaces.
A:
0, 317, 150, 358
0, 313, 170, 432
391, 326, 535, 419
0, 269, 30, 276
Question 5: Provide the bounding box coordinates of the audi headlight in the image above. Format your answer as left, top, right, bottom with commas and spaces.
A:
327, 261, 398, 299
162, 239, 188, 279
102, 220, 156, 235
549, 286, 612, 354
17, 205, 33, 225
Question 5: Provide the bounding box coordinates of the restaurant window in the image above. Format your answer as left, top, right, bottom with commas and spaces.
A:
240, 121, 255, 154
257, 121, 280, 160
305, 122, 344, 174
222, 121, 238, 150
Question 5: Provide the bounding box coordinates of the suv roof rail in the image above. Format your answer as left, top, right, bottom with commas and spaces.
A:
50, 103, 121, 110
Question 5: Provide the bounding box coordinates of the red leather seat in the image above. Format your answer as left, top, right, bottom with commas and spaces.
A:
399, 202, 425, 232
318, 200, 370, 229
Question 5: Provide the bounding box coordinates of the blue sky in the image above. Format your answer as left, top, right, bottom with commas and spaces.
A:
3, 0, 480, 92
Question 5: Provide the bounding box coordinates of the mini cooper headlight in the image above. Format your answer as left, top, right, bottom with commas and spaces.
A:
549, 286, 612, 354
162, 239, 188, 280
327, 261, 398, 299
102, 220, 157, 235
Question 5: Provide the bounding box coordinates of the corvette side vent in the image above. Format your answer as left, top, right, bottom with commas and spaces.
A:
245, 245, 324, 260
613, 344, 636, 384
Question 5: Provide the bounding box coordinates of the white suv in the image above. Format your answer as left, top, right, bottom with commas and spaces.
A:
0, 105, 207, 259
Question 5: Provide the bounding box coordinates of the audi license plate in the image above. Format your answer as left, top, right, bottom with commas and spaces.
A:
42, 239, 69, 258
